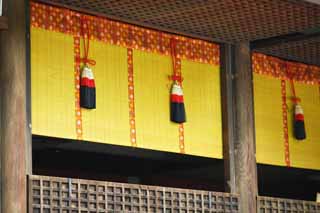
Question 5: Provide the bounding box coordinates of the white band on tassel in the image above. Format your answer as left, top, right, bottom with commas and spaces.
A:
171, 83, 184, 96
295, 104, 304, 115
81, 66, 94, 79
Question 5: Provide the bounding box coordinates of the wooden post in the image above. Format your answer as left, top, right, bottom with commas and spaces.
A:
0, 0, 31, 212
0, 16, 8, 30
25, 0, 33, 176
220, 43, 237, 193
221, 42, 258, 211
233, 42, 258, 212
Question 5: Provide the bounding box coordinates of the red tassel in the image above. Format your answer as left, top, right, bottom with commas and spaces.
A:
294, 103, 306, 140
80, 66, 96, 109
170, 82, 186, 123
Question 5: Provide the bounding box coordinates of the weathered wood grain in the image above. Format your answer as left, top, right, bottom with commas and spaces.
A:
28, 175, 241, 212
0, 16, 8, 30
220, 43, 237, 194
0, 0, 29, 212
233, 42, 258, 213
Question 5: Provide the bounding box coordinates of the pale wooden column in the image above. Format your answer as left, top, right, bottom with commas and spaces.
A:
233, 42, 258, 212
0, 0, 31, 212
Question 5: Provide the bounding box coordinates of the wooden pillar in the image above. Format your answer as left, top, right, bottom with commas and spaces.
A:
221, 42, 258, 212
0, 17, 8, 30
233, 42, 258, 212
220, 43, 237, 193
0, 0, 31, 212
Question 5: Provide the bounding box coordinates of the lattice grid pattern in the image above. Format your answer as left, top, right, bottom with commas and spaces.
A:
29, 175, 239, 213
35, 0, 320, 66
257, 196, 320, 213
36, 0, 320, 43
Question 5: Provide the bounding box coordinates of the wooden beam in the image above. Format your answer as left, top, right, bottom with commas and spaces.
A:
220, 43, 237, 193
0, 0, 30, 212
251, 29, 320, 49
304, 0, 320, 5
233, 42, 258, 212
0, 16, 8, 30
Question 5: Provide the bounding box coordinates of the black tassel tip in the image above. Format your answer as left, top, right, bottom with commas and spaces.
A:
80, 87, 96, 109
294, 120, 306, 140
170, 102, 186, 123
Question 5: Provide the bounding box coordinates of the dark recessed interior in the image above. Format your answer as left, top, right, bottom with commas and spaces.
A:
32, 135, 225, 191
33, 135, 320, 201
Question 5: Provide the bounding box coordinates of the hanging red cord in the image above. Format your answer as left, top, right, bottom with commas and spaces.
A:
169, 37, 186, 124
79, 16, 96, 109
289, 78, 301, 104
285, 63, 306, 140
285, 63, 300, 104
79, 17, 96, 66
170, 38, 177, 71
170, 38, 183, 83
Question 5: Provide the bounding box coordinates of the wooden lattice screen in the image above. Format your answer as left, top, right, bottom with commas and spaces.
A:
29, 175, 240, 213
257, 196, 320, 213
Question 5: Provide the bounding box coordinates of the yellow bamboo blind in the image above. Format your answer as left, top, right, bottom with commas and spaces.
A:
31, 17, 222, 159
253, 53, 320, 170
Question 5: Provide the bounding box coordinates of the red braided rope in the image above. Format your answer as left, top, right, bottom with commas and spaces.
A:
170, 38, 183, 84
285, 63, 300, 104
79, 17, 96, 66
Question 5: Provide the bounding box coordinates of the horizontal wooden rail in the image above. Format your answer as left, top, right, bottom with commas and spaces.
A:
257, 196, 320, 213
29, 175, 240, 212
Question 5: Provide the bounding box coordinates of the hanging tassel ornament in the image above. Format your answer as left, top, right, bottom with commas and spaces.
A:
290, 82, 306, 140
170, 38, 186, 123
293, 102, 306, 140
79, 17, 96, 109
171, 80, 186, 123
80, 66, 96, 109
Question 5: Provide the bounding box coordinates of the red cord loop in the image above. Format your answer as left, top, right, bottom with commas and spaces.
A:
170, 38, 183, 84
286, 63, 300, 104
79, 17, 96, 66
169, 75, 183, 82
289, 79, 301, 104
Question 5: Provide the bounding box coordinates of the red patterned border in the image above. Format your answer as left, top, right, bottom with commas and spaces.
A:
30, 2, 220, 66
281, 80, 290, 167
179, 124, 185, 154
127, 48, 137, 147
174, 58, 185, 154
253, 53, 320, 85
73, 36, 83, 139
